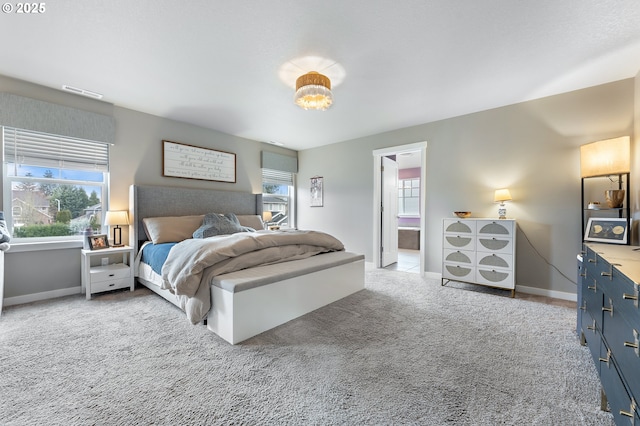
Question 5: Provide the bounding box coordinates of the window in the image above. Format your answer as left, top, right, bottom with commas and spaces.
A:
262, 169, 294, 229
398, 178, 420, 215
3, 126, 109, 241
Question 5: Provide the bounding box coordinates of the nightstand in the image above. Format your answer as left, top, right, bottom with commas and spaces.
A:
81, 245, 134, 300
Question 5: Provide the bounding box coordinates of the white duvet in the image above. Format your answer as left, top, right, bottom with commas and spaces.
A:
161, 229, 345, 323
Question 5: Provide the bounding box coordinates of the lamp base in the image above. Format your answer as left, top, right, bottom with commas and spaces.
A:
112, 226, 123, 247
498, 204, 507, 220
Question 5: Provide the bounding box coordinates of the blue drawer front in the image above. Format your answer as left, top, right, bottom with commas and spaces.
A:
603, 308, 640, 402
599, 340, 638, 425
582, 276, 604, 332
609, 266, 640, 324
581, 310, 602, 372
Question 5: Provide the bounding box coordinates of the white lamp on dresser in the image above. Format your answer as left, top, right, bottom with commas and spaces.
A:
494, 188, 512, 219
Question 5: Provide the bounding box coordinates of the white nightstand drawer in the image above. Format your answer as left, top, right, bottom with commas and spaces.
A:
90, 277, 132, 294
90, 263, 131, 282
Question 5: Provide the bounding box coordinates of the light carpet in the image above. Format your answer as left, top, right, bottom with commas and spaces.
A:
0, 269, 614, 425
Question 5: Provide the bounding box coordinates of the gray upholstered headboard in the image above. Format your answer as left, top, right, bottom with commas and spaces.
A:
129, 184, 263, 253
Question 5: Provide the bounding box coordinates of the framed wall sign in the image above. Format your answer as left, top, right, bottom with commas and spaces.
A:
584, 217, 628, 244
162, 140, 236, 183
311, 176, 323, 207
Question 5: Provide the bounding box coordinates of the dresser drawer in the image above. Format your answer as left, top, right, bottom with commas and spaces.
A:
581, 309, 601, 371
477, 253, 513, 270
443, 219, 476, 235
90, 263, 131, 282
443, 249, 475, 266
583, 247, 611, 281
582, 275, 604, 324
475, 268, 514, 289
89, 277, 131, 294
443, 235, 475, 251
477, 220, 513, 237
599, 339, 639, 425
608, 267, 640, 324
476, 236, 513, 254
603, 309, 640, 401
442, 264, 474, 281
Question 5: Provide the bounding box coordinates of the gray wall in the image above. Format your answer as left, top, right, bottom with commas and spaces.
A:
1, 75, 295, 299
2, 73, 637, 301
297, 79, 636, 296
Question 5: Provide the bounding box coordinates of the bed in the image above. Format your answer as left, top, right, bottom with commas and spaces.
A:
129, 184, 365, 344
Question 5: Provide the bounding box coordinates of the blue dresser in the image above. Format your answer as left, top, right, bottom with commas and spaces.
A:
579, 243, 640, 424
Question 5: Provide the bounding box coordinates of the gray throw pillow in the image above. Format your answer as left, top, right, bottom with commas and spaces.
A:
192, 213, 244, 238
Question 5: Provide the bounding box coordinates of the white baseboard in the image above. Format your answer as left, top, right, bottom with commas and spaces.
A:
423, 271, 441, 280
4, 286, 81, 307
434, 273, 576, 302
515, 284, 577, 302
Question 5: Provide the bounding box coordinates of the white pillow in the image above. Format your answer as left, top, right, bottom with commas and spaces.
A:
236, 215, 265, 230
142, 215, 205, 244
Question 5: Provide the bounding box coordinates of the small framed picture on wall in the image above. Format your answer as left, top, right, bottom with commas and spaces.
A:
311, 176, 323, 207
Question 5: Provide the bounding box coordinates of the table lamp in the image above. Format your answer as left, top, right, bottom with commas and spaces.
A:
104, 210, 129, 247
262, 211, 272, 230
494, 189, 512, 219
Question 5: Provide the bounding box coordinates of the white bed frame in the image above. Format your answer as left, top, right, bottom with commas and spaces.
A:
129, 185, 365, 344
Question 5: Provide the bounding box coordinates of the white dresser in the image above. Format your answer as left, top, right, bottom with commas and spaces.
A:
442, 218, 516, 296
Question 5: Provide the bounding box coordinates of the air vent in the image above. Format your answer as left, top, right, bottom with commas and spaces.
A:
62, 85, 103, 99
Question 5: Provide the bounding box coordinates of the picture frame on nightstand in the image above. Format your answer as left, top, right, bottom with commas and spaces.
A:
87, 234, 110, 250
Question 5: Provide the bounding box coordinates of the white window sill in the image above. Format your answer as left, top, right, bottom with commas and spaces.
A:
7, 240, 84, 253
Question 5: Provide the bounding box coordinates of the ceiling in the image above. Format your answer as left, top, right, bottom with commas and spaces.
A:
2, 1, 640, 151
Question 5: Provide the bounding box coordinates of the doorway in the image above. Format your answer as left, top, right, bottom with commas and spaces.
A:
372, 142, 427, 276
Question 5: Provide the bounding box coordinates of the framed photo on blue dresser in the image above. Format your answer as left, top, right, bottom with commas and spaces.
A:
584, 217, 628, 244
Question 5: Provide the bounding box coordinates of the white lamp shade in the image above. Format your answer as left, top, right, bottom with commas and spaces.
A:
494, 189, 512, 203
104, 210, 129, 226
262, 211, 272, 222
580, 136, 630, 178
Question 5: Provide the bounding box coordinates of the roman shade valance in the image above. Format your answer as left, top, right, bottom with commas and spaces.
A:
0, 92, 115, 144
261, 151, 298, 173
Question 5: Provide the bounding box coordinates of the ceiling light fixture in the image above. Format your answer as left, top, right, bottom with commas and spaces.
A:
294, 71, 332, 110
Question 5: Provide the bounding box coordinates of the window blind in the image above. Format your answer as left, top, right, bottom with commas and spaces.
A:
262, 168, 294, 186
3, 126, 109, 172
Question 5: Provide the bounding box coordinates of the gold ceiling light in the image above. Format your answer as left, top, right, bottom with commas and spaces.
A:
294, 71, 333, 110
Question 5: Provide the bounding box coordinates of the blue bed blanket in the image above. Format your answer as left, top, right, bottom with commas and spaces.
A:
141, 242, 176, 275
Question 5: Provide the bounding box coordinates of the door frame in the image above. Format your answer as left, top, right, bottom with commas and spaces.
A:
372, 141, 427, 276
381, 155, 399, 267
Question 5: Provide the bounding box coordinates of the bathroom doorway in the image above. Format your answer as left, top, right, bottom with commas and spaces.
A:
372, 142, 427, 276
